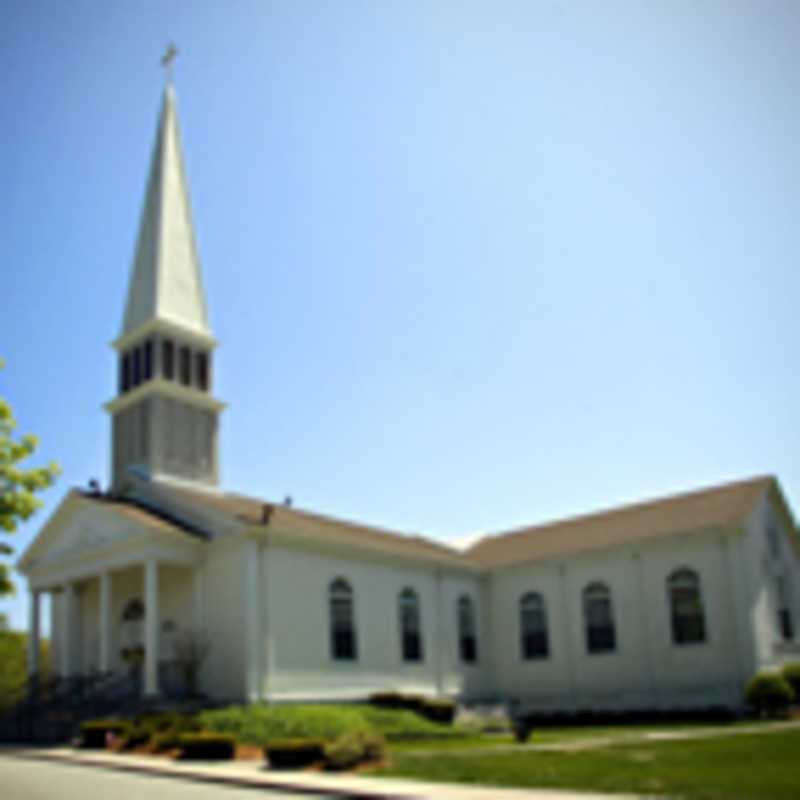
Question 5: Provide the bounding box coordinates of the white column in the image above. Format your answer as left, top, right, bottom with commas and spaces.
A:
244, 539, 262, 701
144, 560, 159, 696
99, 571, 112, 673
434, 568, 444, 696
28, 589, 40, 677
263, 548, 273, 701
192, 565, 205, 634
62, 584, 76, 677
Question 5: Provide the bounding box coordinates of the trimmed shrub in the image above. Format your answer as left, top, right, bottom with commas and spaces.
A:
79, 718, 131, 748
419, 698, 456, 725
358, 731, 385, 762
324, 732, 365, 771
369, 692, 457, 725
781, 662, 800, 699
401, 694, 426, 712
178, 732, 236, 760
264, 738, 326, 769
120, 725, 152, 749
744, 672, 795, 717
152, 730, 184, 752
147, 714, 203, 752
322, 730, 385, 771
369, 692, 404, 709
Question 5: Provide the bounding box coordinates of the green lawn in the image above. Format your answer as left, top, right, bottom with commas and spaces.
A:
385, 719, 781, 752
372, 729, 800, 799
198, 703, 469, 745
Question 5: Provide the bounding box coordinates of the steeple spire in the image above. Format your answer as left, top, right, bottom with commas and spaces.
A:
121, 82, 211, 340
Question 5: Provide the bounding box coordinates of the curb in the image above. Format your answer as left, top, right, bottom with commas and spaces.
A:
3, 748, 422, 800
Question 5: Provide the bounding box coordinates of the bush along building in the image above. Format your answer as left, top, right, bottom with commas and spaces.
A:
17, 83, 800, 714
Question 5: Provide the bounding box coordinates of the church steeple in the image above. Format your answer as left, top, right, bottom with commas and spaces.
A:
106, 82, 224, 492
121, 85, 211, 339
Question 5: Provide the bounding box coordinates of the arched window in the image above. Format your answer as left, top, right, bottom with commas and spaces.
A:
583, 582, 616, 653
667, 568, 706, 644
458, 595, 477, 663
520, 592, 549, 659
329, 578, 357, 660
399, 588, 423, 662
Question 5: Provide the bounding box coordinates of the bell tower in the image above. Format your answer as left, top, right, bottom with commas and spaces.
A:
105, 81, 225, 491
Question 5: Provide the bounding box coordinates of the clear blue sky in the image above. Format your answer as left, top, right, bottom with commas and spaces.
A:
2, 0, 798, 632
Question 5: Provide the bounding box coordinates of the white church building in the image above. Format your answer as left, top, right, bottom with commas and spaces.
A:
18, 85, 800, 712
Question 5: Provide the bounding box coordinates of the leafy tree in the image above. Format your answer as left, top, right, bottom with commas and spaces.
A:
0, 357, 60, 595
0, 629, 50, 709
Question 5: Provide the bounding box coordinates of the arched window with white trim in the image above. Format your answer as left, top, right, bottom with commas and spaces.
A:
399, 587, 423, 662
519, 591, 549, 659
583, 582, 616, 653
667, 568, 706, 644
458, 595, 477, 663
329, 578, 357, 660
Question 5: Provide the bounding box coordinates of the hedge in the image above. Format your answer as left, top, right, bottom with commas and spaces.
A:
199, 703, 466, 746
152, 730, 184, 752
178, 732, 236, 760
120, 725, 152, 749
744, 672, 795, 717
420, 698, 456, 724
79, 718, 131, 748
264, 738, 326, 769
368, 692, 457, 725
323, 730, 384, 771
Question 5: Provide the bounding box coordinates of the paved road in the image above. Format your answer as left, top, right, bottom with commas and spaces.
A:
0, 755, 343, 800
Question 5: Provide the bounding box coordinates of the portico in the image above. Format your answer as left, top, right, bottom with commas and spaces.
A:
20, 492, 206, 698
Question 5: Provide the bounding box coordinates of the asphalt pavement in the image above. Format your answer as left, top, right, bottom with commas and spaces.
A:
0, 754, 343, 800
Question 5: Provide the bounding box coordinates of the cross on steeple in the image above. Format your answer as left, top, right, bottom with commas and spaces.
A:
161, 43, 178, 83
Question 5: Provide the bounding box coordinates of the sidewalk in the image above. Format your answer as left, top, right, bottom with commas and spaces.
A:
2, 746, 641, 800
399, 718, 800, 757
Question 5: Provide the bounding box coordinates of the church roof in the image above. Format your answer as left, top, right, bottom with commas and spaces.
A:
152, 475, 782, 569
157, 484, 476, 568
77, 490, 208, 540
120, 85, 211, 341
465, 474, 775, 568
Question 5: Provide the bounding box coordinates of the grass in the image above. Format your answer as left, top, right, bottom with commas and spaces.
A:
385, 718, 785, 752
371, 728, 800, 799
198, 703, 470, 745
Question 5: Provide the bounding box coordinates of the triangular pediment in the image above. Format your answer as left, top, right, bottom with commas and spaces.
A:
18, 493, 143, 572
18, 491, 200, 576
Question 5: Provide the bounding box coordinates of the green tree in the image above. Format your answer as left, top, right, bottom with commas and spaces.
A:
0, 629, 50, 709
0, 357, 60, 595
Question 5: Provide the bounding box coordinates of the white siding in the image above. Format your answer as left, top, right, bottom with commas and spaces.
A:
262, 543, 485, 701
200, 540, 246, 699
488, 531, 749, 712
744, 492, 800, 670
